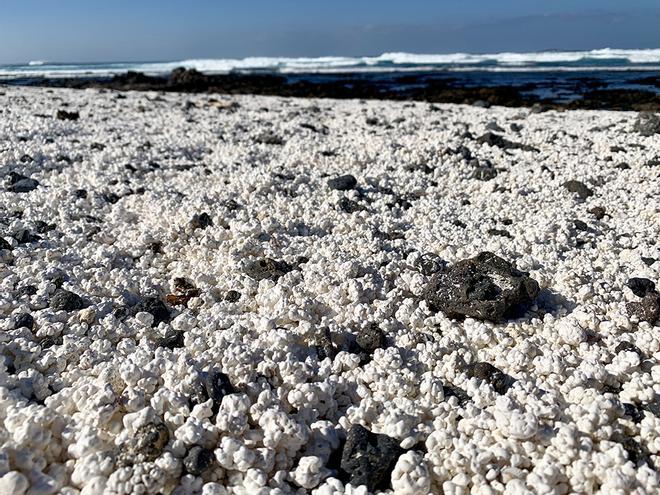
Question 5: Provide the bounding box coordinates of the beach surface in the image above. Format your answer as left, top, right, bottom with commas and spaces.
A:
0, 86, 659, 494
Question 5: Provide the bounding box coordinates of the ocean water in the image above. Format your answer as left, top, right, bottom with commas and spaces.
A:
2, 48, 660, 79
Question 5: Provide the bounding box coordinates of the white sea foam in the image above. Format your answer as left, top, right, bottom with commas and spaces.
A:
1, 48, 659, 79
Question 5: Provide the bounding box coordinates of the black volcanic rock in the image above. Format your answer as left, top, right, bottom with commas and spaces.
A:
424, 252, 540, 322
340, 425, 404, 492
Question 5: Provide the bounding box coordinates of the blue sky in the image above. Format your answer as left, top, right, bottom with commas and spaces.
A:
1, 1, 659, 63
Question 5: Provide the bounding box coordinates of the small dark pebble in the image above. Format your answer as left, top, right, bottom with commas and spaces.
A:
610, 146, 626, 152
244, 258, 293, 281
328, 174, 357, 191
148, 241, 164, 254
338, 197, 361, 213
129, 423, 169, 464
563, 180, 593, 199
90, 142, 106, 151
9, 177, 39, 193
223, 199, 240, 211
510, 123, 523, 132
130, 297, 171, 326
615, 162, 631, 170
626, 293, 660, 324
476, 132, 538, 152
13, 313, 35, 330
254, 132, 284, 145
183, 446, 214, 475
155, 331, 185, 349
641, 257, 657, 266
623, 403, 646, 423
19, 154, 33, 163
339, 425, 404, 492
204, 371, 236, 407
0, 237, 11, 251
190, 212, 213, 230
627, 278, 656, 298
19, 285, 37, 296
56, 110, 79, 121
103, 192, 120, 204
588, 206, 606, 219
467, 362, 515, 395
615, 341, 643, 356
443, 385, 470, 407
224, 290, 241, 302
619, 437, 653, 467
74, 189, 88, 199
356, 324, 386, 354
487, 228, 512, 238
573, 220, 589, 231
50, 289, 84, 311
33, 221, 56, 234
472, 167, 498, 181
453, 220, 467, 228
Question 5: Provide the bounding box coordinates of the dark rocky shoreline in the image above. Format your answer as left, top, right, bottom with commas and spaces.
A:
4, 67, 660, 111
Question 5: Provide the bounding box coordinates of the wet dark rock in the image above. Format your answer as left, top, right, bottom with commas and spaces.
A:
476, 132, 538, 152
328, 174, 357, 191
623, 403, 646, 424
190, 212, 213, 230
130, 297, 171, 326
356, 324, 386, 354
472, 166, 498, 181
338, 197, 361, 213
588, 206, 606, 219
224, 290, 241, 302
443, 385, 471, 407
74, 189, 88, 199
626, 278, 656, 297
467, 362, 515, 394
563, 180, 594, 200
204, 371, 236, 407
633, 112, 660, 136
120, 423, 169, 465
424, 252, 540, 321
56, 110, 79, 121
244, 258, 293, 281
339, 425, 404, 492
641, 257, 657, 267
573, 220, 589, 231
13, 313, 35, 330
183, 446, 214, 475
50, 289, 84, 311
415, 253, 446, 276
0, 237, 11, 251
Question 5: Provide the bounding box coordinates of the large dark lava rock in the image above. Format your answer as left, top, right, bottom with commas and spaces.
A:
424, 251, 540, 322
